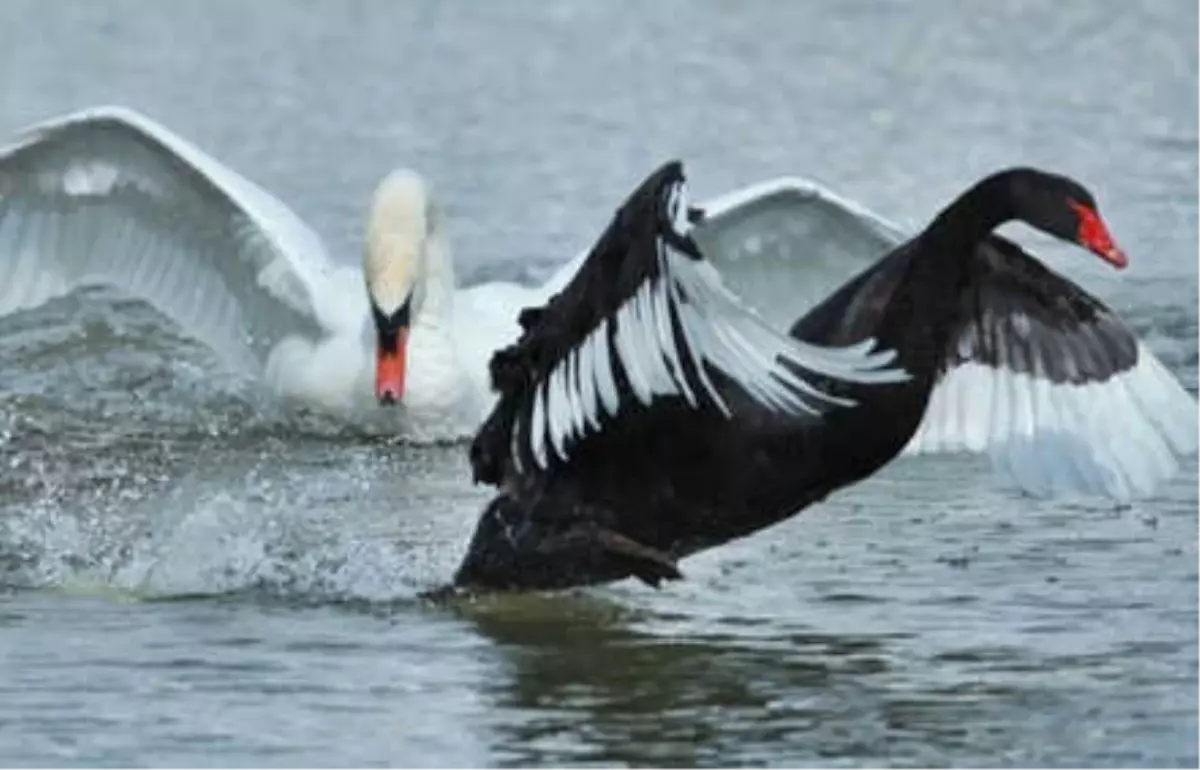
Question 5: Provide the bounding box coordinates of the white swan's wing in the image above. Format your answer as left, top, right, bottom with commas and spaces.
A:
0, 105, 356, 372
690, 177, 907, 332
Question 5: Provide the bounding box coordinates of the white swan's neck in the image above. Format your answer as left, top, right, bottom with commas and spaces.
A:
411, 222, 456, 332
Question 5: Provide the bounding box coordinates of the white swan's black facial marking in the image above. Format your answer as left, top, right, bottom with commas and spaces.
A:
372, 294, 412, 405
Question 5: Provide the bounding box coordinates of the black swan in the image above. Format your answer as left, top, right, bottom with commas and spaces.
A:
455, 161, 1196, 591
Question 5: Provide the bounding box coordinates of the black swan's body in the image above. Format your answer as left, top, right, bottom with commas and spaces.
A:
454, 162, 1196, 591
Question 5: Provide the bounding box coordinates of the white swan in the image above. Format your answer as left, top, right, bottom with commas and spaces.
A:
0, 105, 578, 439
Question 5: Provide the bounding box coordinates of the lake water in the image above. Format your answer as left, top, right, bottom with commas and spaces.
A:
0, 1, 1196, 766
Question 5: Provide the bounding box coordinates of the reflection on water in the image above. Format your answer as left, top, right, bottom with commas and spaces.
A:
442, 590, 1171, 767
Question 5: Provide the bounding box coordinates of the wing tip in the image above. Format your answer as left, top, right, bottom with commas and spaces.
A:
2, 105, 165, 156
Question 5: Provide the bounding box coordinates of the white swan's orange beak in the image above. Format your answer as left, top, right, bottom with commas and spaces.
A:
375, 327, 408, 405
372, 292, 411, 406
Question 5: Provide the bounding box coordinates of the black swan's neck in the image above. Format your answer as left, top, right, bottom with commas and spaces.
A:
920, 170, 1020, 256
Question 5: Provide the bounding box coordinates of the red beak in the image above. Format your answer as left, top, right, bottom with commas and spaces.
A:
1068, 199, 1127, 270
375, 328, 408, 405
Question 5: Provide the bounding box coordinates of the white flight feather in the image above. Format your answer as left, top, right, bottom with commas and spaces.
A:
903, 342, 1198, 501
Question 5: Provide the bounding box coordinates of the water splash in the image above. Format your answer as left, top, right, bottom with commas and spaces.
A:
0, 289, 483, 602
1, 455, 475, 603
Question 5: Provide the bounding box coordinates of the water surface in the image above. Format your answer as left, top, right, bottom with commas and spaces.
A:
0, 1, 1196, 766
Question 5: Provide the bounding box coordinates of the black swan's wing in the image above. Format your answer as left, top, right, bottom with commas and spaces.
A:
470, 161, 909, 484
905, 235, 1197, 501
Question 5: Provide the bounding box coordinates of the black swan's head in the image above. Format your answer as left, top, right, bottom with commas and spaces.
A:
1006, 168, 1127, 269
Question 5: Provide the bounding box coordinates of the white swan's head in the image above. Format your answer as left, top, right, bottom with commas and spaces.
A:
364, 168, 433, 405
